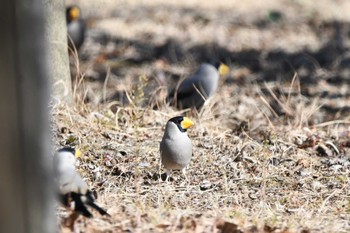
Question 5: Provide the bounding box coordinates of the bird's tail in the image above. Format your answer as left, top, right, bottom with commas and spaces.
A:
70, 192, 93, 218
85, 190, 111, 217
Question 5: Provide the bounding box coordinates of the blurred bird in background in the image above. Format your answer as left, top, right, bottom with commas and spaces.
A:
66, 5, 86, 52
168, 61, 229, 110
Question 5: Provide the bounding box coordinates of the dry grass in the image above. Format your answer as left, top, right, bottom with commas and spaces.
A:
55, 0, 350, 232
52, 78, 350, 232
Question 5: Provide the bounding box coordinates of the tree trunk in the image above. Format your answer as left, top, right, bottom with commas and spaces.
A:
45, 0, 73, 104
0, 0, 57, 232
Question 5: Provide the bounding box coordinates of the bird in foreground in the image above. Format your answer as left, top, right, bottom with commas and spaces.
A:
160, 116, 194, 181
66, 5, 86, 51
168, 61, 229, 109
53, 147, 110, 221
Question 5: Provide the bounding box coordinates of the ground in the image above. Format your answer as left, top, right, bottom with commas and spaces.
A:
54, 0, 350, 232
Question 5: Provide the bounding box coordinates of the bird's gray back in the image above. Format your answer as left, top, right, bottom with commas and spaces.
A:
177, 63, 219, 109
67, 19, 85, 50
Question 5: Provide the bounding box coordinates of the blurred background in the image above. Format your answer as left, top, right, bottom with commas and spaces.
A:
67, 0, 349, 123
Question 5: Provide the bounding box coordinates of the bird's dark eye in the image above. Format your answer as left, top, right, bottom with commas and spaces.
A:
168, 116, 187, 131
213, 61, 221, 70
169, 116, 184, 125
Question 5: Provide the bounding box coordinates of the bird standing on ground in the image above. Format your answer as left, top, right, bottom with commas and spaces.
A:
160, 116, 194, 180
168, 61, 229, 109
66, 5, 86, 51
53, 147, 109, 220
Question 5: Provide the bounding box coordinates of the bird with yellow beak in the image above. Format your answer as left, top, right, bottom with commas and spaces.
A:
160, 116, 194, 181
53, 147, 110, 221
66, 5, 86, 51
168, 61, 229, 109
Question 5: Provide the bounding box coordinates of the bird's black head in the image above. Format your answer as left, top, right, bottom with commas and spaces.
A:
169, 116, 194, 132
57, 147, 82, 158
207, 60, 229, 76
210, 60, 222, 70
169, 116, 184, 131
66, 5, 81, 23
57, 146, 76, 154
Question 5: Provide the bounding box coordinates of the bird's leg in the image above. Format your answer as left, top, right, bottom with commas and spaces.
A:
158, 161, 163, 182
181, 168, 192, 190
181, 168, 188, 181
165, 169, 171, 182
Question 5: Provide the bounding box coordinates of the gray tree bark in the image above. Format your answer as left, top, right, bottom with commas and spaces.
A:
45, 0, 73, 104
0, 0, 57, 232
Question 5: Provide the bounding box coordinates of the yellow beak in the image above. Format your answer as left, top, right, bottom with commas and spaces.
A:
181, 117, 194, 129
218, 63, 230, 76
70, 7, 80, 20
75, 149, 82, 158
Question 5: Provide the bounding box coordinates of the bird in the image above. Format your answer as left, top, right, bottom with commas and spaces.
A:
168, 61, 229, 109
66, 5, 86, 51
53, 147, 110, 219
160, 116, 194, 181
